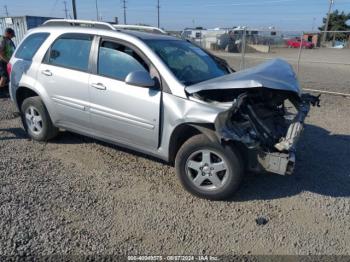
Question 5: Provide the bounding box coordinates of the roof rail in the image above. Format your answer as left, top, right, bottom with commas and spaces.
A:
43, 19, 116, 30
113, 24, 167, 35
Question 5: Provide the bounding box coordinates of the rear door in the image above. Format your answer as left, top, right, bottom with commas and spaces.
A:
89, 38, 161, 149
36, 33, 93, 131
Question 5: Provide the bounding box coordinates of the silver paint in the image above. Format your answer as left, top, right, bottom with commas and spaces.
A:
185, 58, 301, 95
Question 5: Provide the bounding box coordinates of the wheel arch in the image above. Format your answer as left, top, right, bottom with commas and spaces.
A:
15, 85, 58, 123
168, 122, 219, 165
16, 86, 39, 110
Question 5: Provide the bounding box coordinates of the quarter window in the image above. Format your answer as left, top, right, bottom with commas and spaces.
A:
15, 33, 50, 60
98, 41, 148, 81
47, 34, 92, 72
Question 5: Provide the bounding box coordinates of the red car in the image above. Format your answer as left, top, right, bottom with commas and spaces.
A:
287, 38, 314, 49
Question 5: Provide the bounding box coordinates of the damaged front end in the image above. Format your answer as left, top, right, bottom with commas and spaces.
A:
186, 59, 320, 176
214, 90, 320, 175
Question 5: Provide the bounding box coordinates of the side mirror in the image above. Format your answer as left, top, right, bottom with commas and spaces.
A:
125, 71, 155, 88
50, 49, 60, 60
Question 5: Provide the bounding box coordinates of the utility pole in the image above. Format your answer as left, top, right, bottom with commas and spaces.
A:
157, 0, 160, 28
63, 1, 69, 19
95, 0, 99, 21
4, 5, 9, 17
122, 0, 127, 24
72, 0, 77, 19
322, 0, 334, 43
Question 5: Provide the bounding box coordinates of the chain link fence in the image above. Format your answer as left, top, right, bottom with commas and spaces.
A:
185, 29, 350, 95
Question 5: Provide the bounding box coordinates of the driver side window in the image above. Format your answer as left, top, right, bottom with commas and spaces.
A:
98, 41, 149, 81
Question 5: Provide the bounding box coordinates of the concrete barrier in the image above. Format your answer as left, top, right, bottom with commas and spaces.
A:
248, 44, 270, 53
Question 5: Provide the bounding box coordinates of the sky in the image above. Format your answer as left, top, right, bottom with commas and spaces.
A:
2, 0, 350, 31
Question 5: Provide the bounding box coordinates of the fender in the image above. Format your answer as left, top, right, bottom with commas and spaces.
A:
15, 82, 59, 123
158, 93, 226, 161
189, 124, 219, 144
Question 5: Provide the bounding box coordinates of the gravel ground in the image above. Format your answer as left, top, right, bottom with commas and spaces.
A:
0, 91, 350, 256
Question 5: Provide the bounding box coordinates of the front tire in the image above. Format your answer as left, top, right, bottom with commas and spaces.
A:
21, 96, 58, 141
175, 134, 243, 200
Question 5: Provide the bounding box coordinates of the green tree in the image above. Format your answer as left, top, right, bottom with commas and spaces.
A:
319, 9, 350, 41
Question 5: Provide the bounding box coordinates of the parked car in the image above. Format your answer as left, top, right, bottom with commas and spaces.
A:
287, 38, 314, 49
332, 41, 345, 49
9, 20, 319, 200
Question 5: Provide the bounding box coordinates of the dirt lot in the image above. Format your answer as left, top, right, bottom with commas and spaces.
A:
1, 63, 350, 255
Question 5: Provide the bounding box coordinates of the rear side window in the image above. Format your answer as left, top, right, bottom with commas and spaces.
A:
15, 33, 49, 60
47, 34, 92, 72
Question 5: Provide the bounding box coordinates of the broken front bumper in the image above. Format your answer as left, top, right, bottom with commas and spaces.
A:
258, 151, 296, 176
257, 94, 320, 175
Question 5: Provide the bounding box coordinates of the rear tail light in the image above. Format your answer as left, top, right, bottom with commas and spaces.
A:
7, 63, 12, 76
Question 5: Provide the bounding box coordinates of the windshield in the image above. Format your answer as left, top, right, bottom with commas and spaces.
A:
145, 40, 229, 85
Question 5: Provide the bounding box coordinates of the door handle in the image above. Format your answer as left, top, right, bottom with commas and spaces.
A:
91, 83, 107, 90
41, 70, 52, 76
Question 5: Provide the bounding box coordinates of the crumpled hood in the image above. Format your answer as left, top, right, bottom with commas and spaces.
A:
185, 58, 301, 95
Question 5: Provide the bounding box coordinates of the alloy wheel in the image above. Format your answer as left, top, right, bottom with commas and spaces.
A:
185, 149, 229, 191
25, 106, 43, 135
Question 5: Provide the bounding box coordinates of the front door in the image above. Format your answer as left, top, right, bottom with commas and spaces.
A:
89, 39, 161, 149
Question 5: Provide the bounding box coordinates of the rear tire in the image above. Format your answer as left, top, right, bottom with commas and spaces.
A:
21, 96, 58, 141
175, 134, 243, 200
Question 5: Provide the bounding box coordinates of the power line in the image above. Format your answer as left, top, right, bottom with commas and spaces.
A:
63, 1, 69, 18
4, 5, 9, 16
312, 17, 316, 31
49, 0, 59, 16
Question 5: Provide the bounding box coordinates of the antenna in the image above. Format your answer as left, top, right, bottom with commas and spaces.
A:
63, 1, 69, 19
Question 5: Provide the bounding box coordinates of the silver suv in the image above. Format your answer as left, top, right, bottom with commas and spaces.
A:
9, 20, 319, 200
